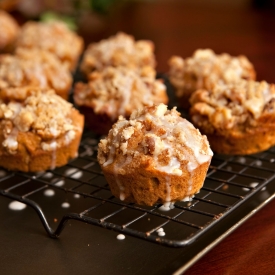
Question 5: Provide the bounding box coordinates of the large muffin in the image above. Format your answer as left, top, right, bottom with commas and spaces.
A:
80, 32, 156, 78
0, 88, 84, 172
0, 10, 19, 53
0, 48, 72, 99
189, 80, 275, 155
98, 104, 213, 206
15, 20, 84, 71
168, 49, 256, 108
74, 66, 168, 134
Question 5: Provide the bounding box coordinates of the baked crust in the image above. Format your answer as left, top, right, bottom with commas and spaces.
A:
168, 49, 256, 108
189, 80, 275, 155
0, 88, 84, 172
0, 48, 72, 99
16, 21, 84, 71
98, 104, 213, 206
80, 32, 156, 77
74, 66, 168, 134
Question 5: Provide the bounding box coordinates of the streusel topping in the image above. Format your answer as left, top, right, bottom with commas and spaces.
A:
169, 49, 256, 97
98, 104, 213, 176
16, 21, 83, 70
190, 80, 275, 134
0, 10, 19, 51
81, 32, 156, 75
0, 48, 72, 92
0, 89, 80, 154
74, 66, 168, 120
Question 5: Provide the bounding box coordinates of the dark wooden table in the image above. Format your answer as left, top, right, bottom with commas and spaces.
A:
103, 1, 275, 274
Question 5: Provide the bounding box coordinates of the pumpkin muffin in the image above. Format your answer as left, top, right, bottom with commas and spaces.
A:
16, 20, 84, 71
189, 80, 275, 155
74, 66, 168, 134
0, 88, 84, 172
168, 49, 256, 108
98, 103, 213, 206
0, 48, 72, 99
80, 32, 156, 78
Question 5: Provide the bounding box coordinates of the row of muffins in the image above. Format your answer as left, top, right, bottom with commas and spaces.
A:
168, 49, 275, 155
0, 11, 85, 172
0, 16, 213, 207
2, 11, 273, 206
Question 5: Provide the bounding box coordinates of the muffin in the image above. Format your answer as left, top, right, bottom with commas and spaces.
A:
80, 32, 156, 78
0, 88, 84, 172
74, 66, 168, 134
189, 80, 275, 155
0, 10, 19, 53
15, 20, 84, 71
0, 48, 72, 99
98, 103, 213, 206
168, 49, 256, 108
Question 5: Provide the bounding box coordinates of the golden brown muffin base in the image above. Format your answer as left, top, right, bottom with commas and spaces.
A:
201, 111, 275, 155
206, 126, 275, 155
0, 110, 84, 172
101, 161, 210, 206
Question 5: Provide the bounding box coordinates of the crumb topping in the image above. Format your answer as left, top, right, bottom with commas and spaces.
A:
16, 21, 83, 70
168, 49, 256, 97
81, 32, 156, 75
189, 80, 275, 134
74, 66, 168, 120
0, 10, 19, 51
0, 89, 80, 154
0, 48, 72, 92
98, 104, 213, 176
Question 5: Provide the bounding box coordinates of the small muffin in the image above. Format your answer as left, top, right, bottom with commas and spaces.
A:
0, 88, 84, 172
168, 49, 256, 108
189, 80, 275, 155
74, 66, 168, 134
80, 32, 156, 77
0, 48, 72, 99
15, 20, 84, 71
0, 10, 19, 53
98, 104, 213, 206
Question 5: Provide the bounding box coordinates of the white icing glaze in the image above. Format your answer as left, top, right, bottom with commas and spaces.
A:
9, 201, 26, 211
54, 180, 65, 187
44, 189, 55, 196
2, 127, 19, 151
65, 167, 78, 176
61, 202, 70, 208
71, 171, 83, 179
158, 231, 165, 237
116, 234, 125, 240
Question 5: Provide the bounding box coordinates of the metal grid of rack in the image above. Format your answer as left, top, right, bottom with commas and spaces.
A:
1, 129, 275, 247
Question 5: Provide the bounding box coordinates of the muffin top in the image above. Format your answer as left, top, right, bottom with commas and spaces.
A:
16, 20, 83, 69
74, 66, 168, 121
0, 10, 19, 51
189, 80, 275, 134
98, 104, 213, 176
0, 88, 81, 154
81, 32, 156, 75
0, 48, 72, 92
169, 49, 256, 95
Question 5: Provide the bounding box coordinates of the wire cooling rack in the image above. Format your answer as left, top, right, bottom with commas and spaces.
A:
1, 128, 275, 247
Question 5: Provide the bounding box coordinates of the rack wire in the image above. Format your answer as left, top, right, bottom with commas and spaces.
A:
1, 129, 275, 247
